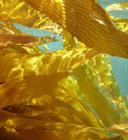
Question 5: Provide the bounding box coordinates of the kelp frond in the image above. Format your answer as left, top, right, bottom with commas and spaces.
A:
0, 0, 128, 140
0, 0, 62, 35
23, 0, 128, 58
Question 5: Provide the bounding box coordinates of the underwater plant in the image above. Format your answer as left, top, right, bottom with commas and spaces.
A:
0, 0, 128, 139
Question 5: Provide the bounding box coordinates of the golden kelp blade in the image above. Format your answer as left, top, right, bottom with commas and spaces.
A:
0, 110, 103, 140
0, 107, 123, 140
62, 25, 127, 126
23, 0, 128, 58
0, 33, 39, 52
63, 29, 76, 48
56, 78, 105, 128
0, 33, 38, 44
0, 1, 128, 140
0, 22, 21, 34
0, 34, 58, 54
88, 54, 128, 120
73, 66, 125, 127
0, 0, 62, 35
88, 54, 120, 99
0, 106, 108, 140
17, 73, 69, 105
0, 46, 87, 76
0, 46, 88, 108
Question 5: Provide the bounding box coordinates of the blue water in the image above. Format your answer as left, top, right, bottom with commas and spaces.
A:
110, 56, 128, 95
98, 0, 127, 9
14, 24, 63, 52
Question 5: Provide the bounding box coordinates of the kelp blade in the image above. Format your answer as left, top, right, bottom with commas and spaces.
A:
0, 0, 62, 35
0, 0, 127, 140
23, 0, 128, 58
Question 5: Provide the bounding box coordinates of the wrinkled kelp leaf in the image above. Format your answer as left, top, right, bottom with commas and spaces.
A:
88, 54, 128, 120
0, 22, 21, 34
61, 16, 128, 138
0, 0, 128, 140
0, 0, 62, 35
24, 0, 128, 58
0, 46, 89, 108
0, 33, 59, 54
62, 21, 128, 122
63, 29, 76, 48
73, 66, 125, 127
0, 33, 38, 44
0, 110, 105, 140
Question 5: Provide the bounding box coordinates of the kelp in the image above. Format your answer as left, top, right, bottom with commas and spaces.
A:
105, 2, 128, 33
0, 22, 21, 34
23, 0, 128, 58
0, 46, 90, 108
0, 0, 62, 35
88, 54, 128, 120
0, 0, 128, 140
0, 33, 37, 44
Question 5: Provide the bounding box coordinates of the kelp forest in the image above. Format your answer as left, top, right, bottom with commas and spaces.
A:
0, 0, 128, 140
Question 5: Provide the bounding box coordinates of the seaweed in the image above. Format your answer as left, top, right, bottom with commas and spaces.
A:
0, 0, 128, 139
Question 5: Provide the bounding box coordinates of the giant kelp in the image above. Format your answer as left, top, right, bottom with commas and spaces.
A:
0, 0, 128, 140
23, 0, 128, 58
